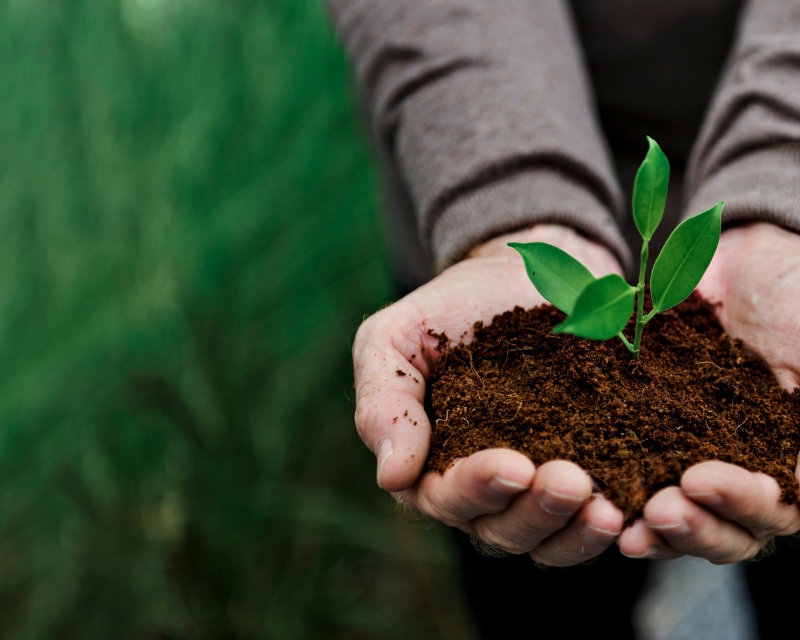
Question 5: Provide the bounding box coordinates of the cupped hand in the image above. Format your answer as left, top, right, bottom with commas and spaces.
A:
353, 224, 625, 566
618, 222, 800, 563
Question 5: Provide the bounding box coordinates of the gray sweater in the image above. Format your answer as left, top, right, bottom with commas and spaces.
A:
326, 0, 800, 285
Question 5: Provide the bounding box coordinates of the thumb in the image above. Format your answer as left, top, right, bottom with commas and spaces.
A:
353, 317, 432, 492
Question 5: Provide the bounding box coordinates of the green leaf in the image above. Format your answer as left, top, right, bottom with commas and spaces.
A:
553, 274, 635, 340
633, 137, 670, 241
651, 201, 724, 312
508, 242, 596, 314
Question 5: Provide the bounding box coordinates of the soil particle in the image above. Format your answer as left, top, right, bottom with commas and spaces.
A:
396, 370, 406, 377
425, 293, 800, 522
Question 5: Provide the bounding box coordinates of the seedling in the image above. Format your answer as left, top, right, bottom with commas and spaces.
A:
510, 137, 723, 358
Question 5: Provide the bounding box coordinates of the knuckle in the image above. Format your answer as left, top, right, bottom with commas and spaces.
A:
741, 540, 766, 562
734, 513, 767, 535
682, 523, 755, 564
354, 400, 378, 441
415, 489, 459, 526
710, 540, 762, 565
528, 548, 551, 565
774, 521, 800, 538
650, 546, 683, 561
472, 521, 531, 555
353, 315, 377, 352
690, 530, 727, 557
529, 548, 567, 567
770, 509, 800, 537
352, 320, 386, 378
354, 377, 382, 406
738, 509, 798, 540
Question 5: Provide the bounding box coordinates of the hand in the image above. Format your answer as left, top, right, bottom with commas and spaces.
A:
618, 222, 800, 563
353, 224, 626, 566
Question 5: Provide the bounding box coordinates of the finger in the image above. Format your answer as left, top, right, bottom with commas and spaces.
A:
617, 518, 683, 560
643, 486, 763, 564
773, 367, 800, 392
353, 314, 435, 492
681, 460, 800, 539
529, 494, 624, 566
403, 449, 534, 526
470, 460, 592, 554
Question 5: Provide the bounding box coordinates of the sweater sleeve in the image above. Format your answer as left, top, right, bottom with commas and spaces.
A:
325, 0, 632, 271
685, 0, 800, 230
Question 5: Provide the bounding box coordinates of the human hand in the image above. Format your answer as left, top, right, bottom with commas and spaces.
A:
353, 224, 625, 566
618, 222, 800, 563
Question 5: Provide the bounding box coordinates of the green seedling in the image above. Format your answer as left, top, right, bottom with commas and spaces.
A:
510, 137, 723, 358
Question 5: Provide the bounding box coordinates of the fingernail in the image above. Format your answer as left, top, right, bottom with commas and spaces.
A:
649, 519, 690, 537
487, 475, 529, 497
375, 437, 393, 488
581, 524, 621, 545
539, 488, 585, 516
684, 490, 723, 506
621, 547, 655, 559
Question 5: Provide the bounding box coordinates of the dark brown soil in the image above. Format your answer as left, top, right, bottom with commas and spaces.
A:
425, 293, 800, 522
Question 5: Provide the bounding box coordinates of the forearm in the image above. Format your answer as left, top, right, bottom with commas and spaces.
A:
685, 0, 800, 231
325, 0, 631, 271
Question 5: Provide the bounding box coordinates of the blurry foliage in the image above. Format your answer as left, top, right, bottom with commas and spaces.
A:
0, 0, 473, 637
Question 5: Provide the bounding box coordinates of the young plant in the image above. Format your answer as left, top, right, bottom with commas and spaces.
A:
510, 137, 723, 358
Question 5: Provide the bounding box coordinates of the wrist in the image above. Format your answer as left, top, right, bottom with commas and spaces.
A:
468, 224, 624, 278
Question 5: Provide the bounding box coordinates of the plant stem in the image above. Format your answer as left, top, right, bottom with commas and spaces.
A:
631, 241, 649, 358
616, 331, 634, 353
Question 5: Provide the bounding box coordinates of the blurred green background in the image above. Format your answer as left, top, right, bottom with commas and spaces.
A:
0, 0, 474, 637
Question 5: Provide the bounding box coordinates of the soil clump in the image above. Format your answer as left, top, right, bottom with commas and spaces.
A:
425, 293, 800, 522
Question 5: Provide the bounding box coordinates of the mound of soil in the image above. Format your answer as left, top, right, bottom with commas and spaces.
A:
425, 293, 800, 522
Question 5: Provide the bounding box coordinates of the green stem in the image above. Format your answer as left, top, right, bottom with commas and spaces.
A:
631, 241, 649, 358
616, 331, 635, 353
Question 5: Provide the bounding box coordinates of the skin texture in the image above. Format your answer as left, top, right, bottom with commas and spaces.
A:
617, 222, 800, 563
354, 221, 800, 566
353, 224, 625, 566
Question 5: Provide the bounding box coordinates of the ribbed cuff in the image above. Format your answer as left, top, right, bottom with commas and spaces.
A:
430, 168, 632, 273
684, 144, 800, 230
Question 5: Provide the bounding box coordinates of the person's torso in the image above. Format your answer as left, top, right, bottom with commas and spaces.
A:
570, 0, 745, 168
